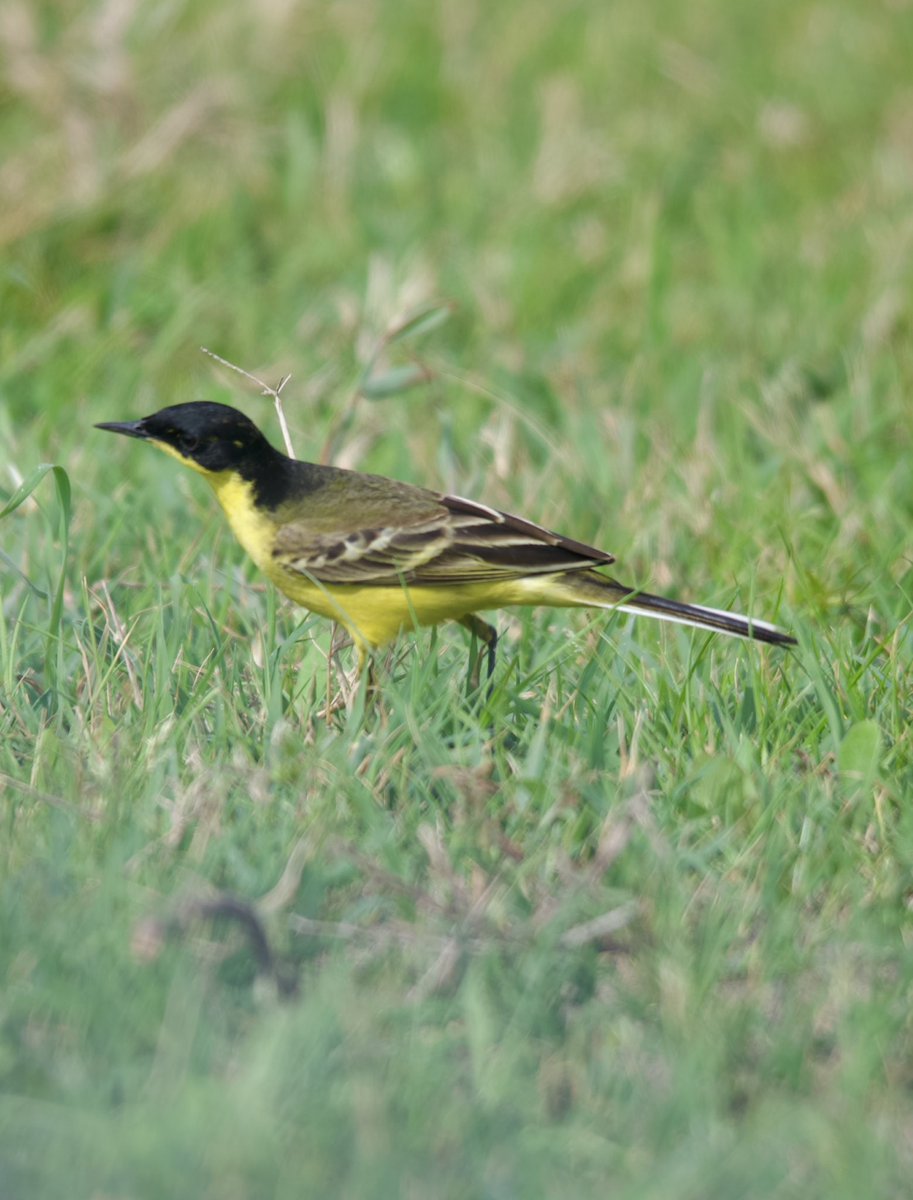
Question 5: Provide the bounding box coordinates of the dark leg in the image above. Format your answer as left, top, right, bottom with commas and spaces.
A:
458, 614, 498, 686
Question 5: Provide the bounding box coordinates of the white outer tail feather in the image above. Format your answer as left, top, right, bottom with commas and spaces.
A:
613, 601, 784, 641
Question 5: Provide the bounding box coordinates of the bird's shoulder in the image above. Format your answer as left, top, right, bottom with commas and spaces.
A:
274, 464, 445, 536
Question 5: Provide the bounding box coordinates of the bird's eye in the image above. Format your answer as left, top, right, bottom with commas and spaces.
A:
180, 434, 200, 454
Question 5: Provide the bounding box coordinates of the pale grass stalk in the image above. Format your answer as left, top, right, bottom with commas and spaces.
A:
200, 346, 295, 456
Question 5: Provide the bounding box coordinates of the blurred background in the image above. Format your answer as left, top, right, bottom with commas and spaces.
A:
3, 0, 912, 607
3, 0, 913, 1195
2, 0, 910, 557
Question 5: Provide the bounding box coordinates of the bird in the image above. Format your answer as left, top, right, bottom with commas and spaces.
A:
96, 401, 795, 674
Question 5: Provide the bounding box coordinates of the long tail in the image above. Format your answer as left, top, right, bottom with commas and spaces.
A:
567, 575, 796, 646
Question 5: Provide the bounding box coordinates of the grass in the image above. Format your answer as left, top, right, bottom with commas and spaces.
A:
2, 0, 913, 1195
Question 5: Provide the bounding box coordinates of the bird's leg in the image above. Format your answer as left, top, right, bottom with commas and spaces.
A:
458, 614, 498, 688
316, 624, 372, 718
355, 637, 369, 677
350, 634, 383, 707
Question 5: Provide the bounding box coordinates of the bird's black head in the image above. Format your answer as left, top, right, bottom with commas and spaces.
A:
97, 402, 276, 476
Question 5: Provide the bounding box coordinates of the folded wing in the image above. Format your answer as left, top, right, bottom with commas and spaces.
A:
271, 492, 614, 586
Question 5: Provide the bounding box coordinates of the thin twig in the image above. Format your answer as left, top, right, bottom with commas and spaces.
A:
287, 914, 486, 953
134, 890, 299, 997
559, 901, 641, 949
200, 347, 295, 456
406, 937, 464, 1002
258, 837, 313, 915
91, 580, 144, 709
0, 772, 102, 822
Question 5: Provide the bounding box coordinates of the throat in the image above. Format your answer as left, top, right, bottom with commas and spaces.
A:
208, 471, 279, 573
205, 451, 325, 574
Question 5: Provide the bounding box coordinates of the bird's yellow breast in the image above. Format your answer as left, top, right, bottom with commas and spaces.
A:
204, 470, 280, 578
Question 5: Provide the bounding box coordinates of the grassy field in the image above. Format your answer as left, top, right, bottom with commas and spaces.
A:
3, 0, 913, 1195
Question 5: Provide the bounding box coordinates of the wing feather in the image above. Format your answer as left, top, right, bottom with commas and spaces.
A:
271, 489, 614, 586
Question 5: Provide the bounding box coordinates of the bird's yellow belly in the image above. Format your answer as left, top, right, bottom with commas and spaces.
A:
264, 566, 536, 647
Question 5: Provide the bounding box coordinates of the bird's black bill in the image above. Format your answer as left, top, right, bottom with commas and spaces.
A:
95, 420, 149, 439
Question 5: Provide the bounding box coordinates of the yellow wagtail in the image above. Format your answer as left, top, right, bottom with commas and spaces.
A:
97, 401, 795, 670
